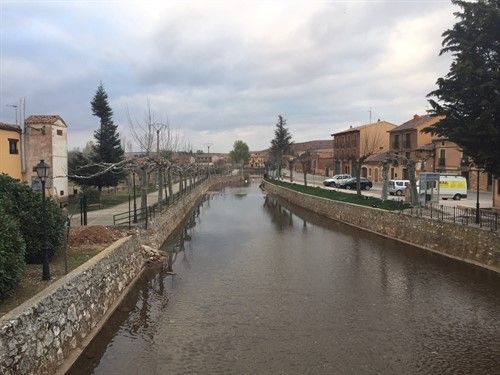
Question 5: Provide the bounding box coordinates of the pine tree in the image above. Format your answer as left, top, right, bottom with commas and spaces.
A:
270, 115, 293, 178
425, 0, 500, 175
90, 83, 125, 190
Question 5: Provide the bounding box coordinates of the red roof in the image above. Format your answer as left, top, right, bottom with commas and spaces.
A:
25, 115, 67, 127
0, 122, 21, 132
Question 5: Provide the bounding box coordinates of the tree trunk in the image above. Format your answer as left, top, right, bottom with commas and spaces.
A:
157, 167, 163, 204
407, 159, 419, 206
288, 161, 294, 182
167, 168, 173, 198
355, 160, 362, 196
381, 162, 390, 200
140, 169, 148, 216
303, 166, 307, 187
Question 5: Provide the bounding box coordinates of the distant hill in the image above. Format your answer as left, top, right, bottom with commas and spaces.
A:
253, 139, 332, 154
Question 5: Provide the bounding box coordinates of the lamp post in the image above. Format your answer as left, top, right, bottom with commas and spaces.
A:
35, 159, 50, 281
476, 169, 480, 224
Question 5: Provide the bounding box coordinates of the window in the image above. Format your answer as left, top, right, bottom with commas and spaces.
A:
393, 134, 400, 149
60, 190, 64, 196
8, 139, 18, 154
57, 129, 63, 136
404, 133, 411, 148
405, 152, 411, 159
440, 149, 446, 158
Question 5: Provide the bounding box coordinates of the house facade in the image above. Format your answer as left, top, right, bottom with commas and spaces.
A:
25, 115, 68, 201
387, 114, 444, 179
332, 120, 396, 176
0, 123, 22, 180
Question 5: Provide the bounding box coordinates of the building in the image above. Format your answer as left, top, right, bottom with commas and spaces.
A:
332, 120, 396, 176
0, 122, 22, 180
387, 114, 444, 179
493, 178, 500, 212
25, 115, 68, 201
248, 151, 268, 168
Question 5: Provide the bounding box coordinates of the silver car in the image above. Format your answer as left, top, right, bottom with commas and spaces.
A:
323, 174, 352, 187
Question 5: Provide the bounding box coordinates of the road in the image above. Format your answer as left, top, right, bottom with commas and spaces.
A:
283, 169, 493, 209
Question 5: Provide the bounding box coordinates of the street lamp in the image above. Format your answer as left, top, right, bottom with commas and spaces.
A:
35, 159, 50, 281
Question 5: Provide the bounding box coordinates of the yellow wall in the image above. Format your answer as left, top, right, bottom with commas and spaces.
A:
0, 128, 22, 179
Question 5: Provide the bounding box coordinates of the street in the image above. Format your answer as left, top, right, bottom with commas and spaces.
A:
282, 169, 493, 209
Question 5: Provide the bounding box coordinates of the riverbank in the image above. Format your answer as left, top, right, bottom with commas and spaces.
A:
264, 179, 500, 273
0, 175, 241, 375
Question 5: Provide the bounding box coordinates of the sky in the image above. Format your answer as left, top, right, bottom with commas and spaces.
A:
0, 0, 457, 153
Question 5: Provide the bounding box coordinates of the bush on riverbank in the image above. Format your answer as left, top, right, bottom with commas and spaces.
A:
0, 174, 65, 264
265, 178, 410, 211
0, 198, 26, 299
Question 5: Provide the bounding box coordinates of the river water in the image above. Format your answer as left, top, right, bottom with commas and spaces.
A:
69, 182, 500, 374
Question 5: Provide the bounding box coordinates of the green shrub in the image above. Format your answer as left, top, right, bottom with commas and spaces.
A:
0, 198, 26, 298
265, 178, 410, 211
0, 174, 65, 264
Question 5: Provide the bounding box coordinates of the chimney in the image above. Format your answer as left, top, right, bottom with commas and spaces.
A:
413, 114, 419, 119
349, 125, 352, 129
377, 119, 381, 122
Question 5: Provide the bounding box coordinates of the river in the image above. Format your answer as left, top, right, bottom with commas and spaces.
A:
69, 182, 500, 374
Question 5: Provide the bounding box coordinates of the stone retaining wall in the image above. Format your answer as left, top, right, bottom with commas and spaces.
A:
147, 175, 241, 248
0, 175, 241, 375
265, 181, 500, 272
0, 236, 143, 375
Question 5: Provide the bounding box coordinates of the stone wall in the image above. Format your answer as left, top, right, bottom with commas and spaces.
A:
0, 236, 143, 375
146, 175, 241, 248
0, 175, 241, 375
265, 181, 500, 272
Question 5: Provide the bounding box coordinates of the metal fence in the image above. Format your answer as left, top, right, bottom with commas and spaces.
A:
402, 203, 498, 232
112, 175, 209, 227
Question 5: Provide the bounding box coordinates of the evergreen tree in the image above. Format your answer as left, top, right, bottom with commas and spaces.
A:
270, 115, 293, 178
425, 0, 500, 175
90, 83, 125, 190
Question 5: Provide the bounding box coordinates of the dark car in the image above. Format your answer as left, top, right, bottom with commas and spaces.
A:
342, 177, 372, 190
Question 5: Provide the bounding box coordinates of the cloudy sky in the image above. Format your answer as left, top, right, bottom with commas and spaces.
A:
0, 0, 456, 152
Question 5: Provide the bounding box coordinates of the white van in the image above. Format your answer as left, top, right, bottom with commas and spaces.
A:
418, 174, 467, 200
387, 180, 410, 196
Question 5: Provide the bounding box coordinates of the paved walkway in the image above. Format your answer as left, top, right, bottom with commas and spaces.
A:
70, 183, 181, 226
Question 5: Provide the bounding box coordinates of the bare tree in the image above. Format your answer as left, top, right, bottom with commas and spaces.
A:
354, 130, 384, 195
297, 151, 312, 186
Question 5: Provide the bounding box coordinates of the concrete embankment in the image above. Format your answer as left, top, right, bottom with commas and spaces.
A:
264, 180, 500, 273
0, 175, 240, 375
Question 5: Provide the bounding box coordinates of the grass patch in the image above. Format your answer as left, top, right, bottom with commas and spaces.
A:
266, 178, 410, 211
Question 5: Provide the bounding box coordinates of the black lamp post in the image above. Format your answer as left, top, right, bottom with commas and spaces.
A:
476, 169, 480, 224
35, 159, 50, 281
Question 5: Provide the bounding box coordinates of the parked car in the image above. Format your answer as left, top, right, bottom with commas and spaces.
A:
342, 177, 373, 190
323, 174, 352, 187
387, 179, 410, 196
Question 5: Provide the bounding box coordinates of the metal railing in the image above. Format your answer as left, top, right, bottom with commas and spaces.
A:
402, 203, 498, 231
112, 174, 217, 227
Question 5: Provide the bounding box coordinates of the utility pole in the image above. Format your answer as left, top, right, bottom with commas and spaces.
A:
368, 107, 372, 124
204, 142, 213, 177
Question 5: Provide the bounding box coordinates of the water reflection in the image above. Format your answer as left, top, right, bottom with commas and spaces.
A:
69, 184, 500, 375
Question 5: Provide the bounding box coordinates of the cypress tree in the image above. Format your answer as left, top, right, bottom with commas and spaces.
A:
90, 83, 125, 190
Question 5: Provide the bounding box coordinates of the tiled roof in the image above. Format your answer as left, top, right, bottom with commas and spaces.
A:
25, 115, 67, 127
0, 122, 21, 132
415, 142, 435, 151
332, 120, 396, 136
389, 114, 444, 133
365, 152, 391, 163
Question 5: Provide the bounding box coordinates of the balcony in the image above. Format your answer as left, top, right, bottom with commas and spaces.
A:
438, 158, 446, 167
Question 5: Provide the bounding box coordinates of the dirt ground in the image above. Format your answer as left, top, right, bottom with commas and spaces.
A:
0, 225, 130, 317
